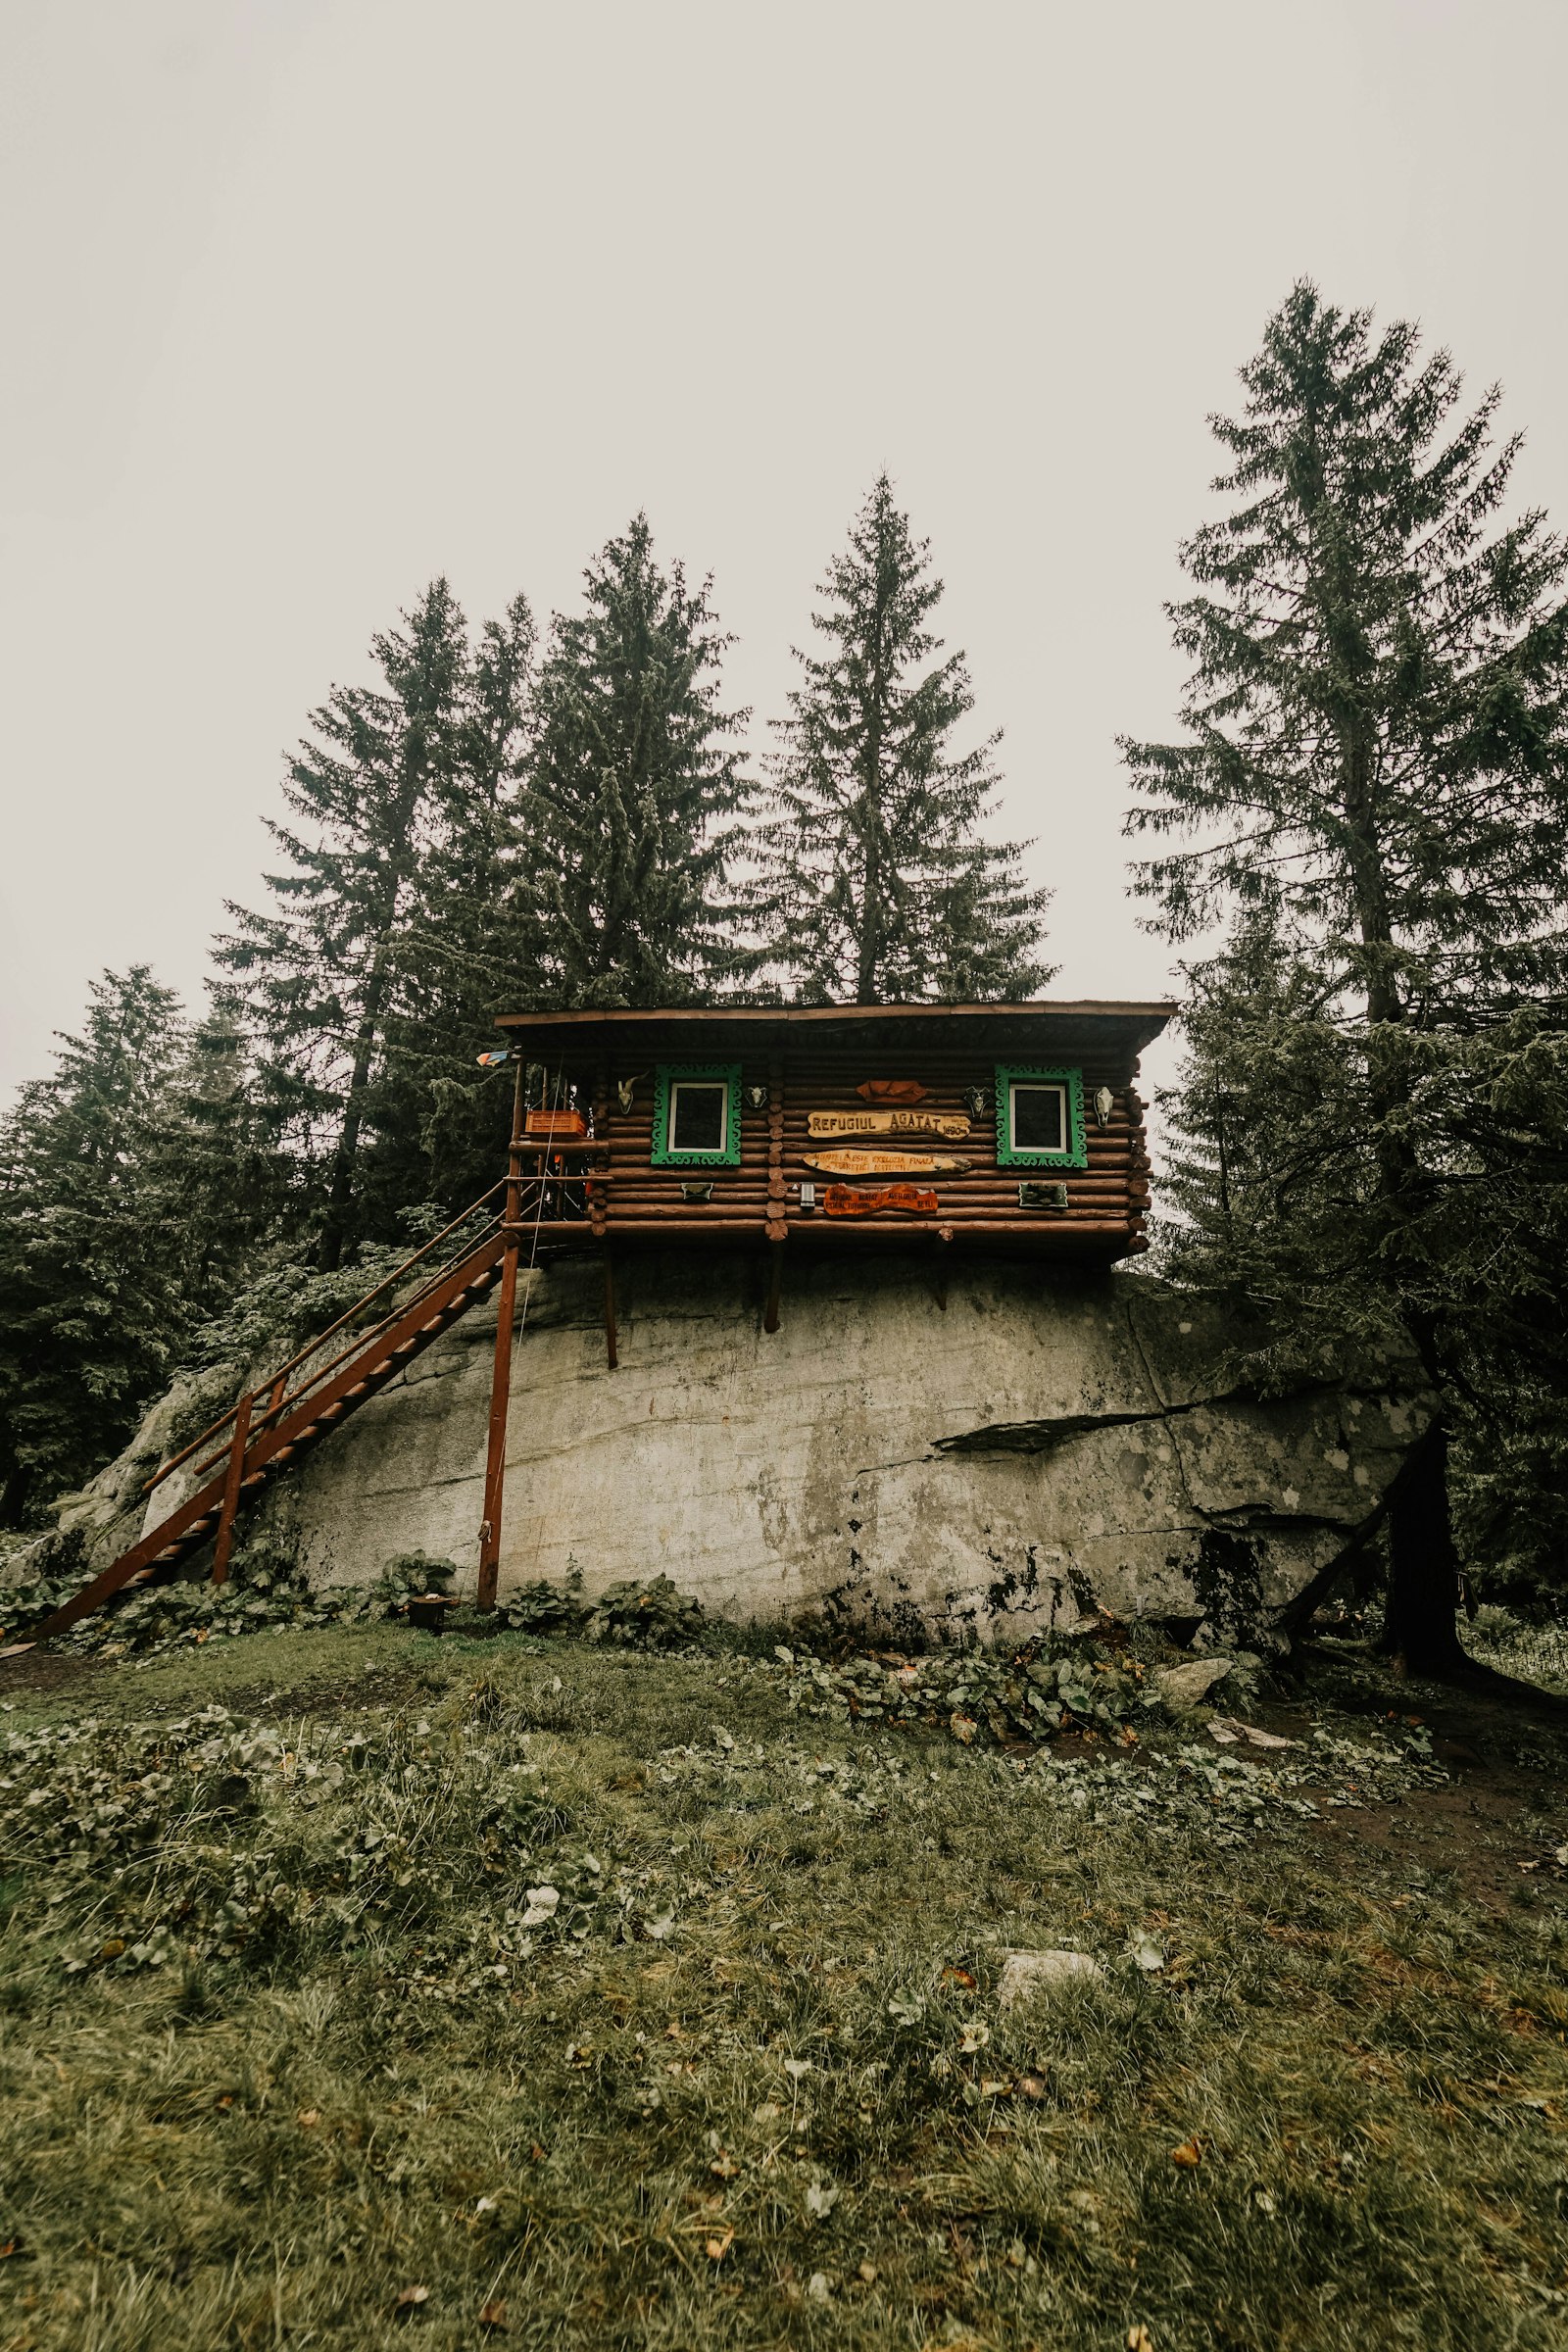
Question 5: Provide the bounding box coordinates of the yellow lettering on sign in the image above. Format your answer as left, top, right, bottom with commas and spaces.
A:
805, 1109, 970, 1140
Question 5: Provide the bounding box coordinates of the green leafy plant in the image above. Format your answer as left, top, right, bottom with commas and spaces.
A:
371, 1552, 458, 1613
584, 1574, 704, 1648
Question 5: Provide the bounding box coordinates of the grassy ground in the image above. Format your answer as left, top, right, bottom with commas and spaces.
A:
2, 1621, 1567, 2351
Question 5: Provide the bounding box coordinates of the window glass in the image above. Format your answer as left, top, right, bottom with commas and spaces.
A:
669, 1081, 728, 1153
1010, 1083, 1066, 1154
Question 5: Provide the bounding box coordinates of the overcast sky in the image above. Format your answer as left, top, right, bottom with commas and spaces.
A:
4, 0, 1566, 1108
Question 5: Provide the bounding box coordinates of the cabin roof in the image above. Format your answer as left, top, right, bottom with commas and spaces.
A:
495, 999, 1174, 1057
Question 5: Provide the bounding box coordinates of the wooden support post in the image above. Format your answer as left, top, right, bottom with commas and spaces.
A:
762, 1242, 784, 1335
477, 1062, 525, 1613
603, 1251, 618, 1370
211, 1390, 253, 1587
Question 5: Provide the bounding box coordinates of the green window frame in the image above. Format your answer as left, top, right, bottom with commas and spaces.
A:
993, 1065, 1088, 1170
650, 1062, 743, 1168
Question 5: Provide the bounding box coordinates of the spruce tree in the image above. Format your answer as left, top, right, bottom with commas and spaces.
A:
522, 516, 750, 1006
753, 474, 1051, 1003
376, 594, 539, 1206
218, 580, 537, 1263
0, 970, 190, 1520
0, 976, 289, 1525
1124, 284, 1568, 1669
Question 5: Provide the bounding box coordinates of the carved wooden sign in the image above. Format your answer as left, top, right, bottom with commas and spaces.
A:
856, 1079, 927, 1102
806, 1109, 970, 1140
823, 1182, 939, 1217
804, 1149, 969, 1176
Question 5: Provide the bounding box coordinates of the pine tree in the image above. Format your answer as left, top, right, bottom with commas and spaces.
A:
217, 580, 537, 1264
0, 970, 190, 1520
0, 976, 290, 1526
753, 474, 1051, 1004
522, 515, 750, 1006
376, 594, 539, 1207
1124, 284, 1568, 1668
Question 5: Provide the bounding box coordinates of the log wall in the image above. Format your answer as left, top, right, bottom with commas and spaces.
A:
577, 1041, 1151, 1258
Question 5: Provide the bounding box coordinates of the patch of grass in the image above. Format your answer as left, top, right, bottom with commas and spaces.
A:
1468, 1607, 1568, 1696
2, 1634, 1567, 2349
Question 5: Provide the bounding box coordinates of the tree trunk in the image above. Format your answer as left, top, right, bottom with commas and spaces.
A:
1340, 736, 1471, 1669
2, 1460, 32, 1528
318, 949, 393, 1272
1380, 1417, 1468, 1673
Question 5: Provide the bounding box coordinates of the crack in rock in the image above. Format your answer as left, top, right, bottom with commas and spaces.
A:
932, 1396, 1238, 1455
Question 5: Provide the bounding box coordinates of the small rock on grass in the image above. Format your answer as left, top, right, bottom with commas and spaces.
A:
997, 1949, 1104, 2007
1152, 1657, 1234, 1716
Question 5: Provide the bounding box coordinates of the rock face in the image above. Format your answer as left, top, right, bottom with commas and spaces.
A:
67, 1250, 1432, 1644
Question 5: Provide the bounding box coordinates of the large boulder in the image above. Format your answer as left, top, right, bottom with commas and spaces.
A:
66, 1251, 1431, 1645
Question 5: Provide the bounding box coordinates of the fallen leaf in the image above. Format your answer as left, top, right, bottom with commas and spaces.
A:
705, 2229, 734, 2261
297, 2109, 320, 2129
958, 2023, 991, 2053
474, 2196, 498, 2215
1170, 2139, 1201, 2168
1125, 1932, 1165, 1973
805, 2179, 841, 2219
0, 2243, 16, 2260
941, 1964, 977, 1988
783, 2057, 812, 2082
395, 2283, 430, 2308
99, 1937, 126, 1961
710, 2154, 739, 2180
478, 2297, 510, 2329
807, 2271, 832, 2302
1127, 2328, 1155, 2351
858, 2259, 878, 2282
1015, 2072, 1049, 2100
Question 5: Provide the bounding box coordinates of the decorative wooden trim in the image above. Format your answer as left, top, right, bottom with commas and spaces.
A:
765, 1053, 787, 1243
649, 1062, 743, 1167
993, 1065, 1088, 1170
590, 1060, 610, 1238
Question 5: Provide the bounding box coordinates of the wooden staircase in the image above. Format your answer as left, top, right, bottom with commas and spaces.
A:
35, 1198, 515, 1642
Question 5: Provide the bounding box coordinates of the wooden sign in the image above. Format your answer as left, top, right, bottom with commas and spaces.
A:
823, 1183, 939, 1218
806, 1109, 970, 1141
856, 1079, 927, 1102
804, 1149, 969, 1176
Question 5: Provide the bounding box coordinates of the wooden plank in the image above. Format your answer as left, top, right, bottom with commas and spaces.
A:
803, 1150, 971, 1176
805, 1109, 972, 1141
210, 1389, 253, 1587
823, 1183, 940, 1217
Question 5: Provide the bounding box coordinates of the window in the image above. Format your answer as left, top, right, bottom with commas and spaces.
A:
993, 1064, 1087, 1169
650, 1062, 743, 1167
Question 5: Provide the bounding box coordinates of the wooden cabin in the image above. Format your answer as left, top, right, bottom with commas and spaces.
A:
494, 1000, 1171, 1260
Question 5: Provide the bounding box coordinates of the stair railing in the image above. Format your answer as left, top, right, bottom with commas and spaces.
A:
143, 1182, 509, 1505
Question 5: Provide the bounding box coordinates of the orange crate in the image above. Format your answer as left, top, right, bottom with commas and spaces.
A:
525, 1108, 588, 1139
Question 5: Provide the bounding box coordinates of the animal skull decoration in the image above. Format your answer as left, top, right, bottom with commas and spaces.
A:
615, 1071, 649, 1115
963, 1085, 993, 1121
744, 1084, 770, 1113
1094, 1086, 1115, 1128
